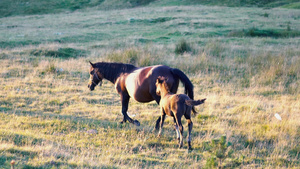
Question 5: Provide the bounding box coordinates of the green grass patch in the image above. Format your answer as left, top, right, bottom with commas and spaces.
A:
0, 0, 157, 18
129, 17, 175, 24
228, 28, 300, 38
0, 40, 41, 49
282, 2, 300, 9
1, 0, 299, 19
0, 0, 106, 18
56, 33, 111, 44
30, 48, 87, 59
150, 0, 300, 8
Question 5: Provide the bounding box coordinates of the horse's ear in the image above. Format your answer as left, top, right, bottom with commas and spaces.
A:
89, 61, 95, 68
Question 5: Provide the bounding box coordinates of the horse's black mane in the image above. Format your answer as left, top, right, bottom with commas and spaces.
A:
94, 62, 137, 83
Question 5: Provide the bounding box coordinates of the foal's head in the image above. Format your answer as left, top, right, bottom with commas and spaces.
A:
155, 76, 170, 96
88, 61, 103, 91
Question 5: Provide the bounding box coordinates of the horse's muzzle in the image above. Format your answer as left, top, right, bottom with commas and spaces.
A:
88, 84, 95, 91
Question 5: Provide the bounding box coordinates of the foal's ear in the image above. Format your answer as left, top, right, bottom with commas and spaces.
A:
89, 61, 95, 68
156, 78, 160, 84
156, 77, 162, 84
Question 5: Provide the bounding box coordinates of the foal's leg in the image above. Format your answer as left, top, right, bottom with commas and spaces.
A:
175, 114, 184, 148
186, 119, 193, 150
154, 96, 162, 131
173, 117, 180, 143
155, 117, 161, 131
184, 110, 193, 150
158, 108, 166, 137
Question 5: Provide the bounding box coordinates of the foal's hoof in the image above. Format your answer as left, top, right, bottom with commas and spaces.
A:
133, 120, 140, 126
155, 125, 160, 131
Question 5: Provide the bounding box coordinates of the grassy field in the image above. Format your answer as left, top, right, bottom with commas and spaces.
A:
1, 1, 300, 168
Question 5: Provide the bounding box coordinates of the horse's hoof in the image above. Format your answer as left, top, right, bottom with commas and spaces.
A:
188, 142, 192, 150
120, 120, 126, 124
133, 120, 140, 126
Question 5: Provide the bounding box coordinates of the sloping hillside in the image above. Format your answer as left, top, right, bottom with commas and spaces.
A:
1, 0, 299, 18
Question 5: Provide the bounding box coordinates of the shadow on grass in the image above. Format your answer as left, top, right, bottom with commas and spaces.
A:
1, 109, 125, 168
0, 154, 118, 169
1, 108, 206, 167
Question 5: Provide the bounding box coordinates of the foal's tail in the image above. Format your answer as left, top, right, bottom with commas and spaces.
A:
185, 98, 206, 107
171, 68, 197, 114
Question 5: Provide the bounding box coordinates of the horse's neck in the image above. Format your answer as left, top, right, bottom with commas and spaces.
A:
98, 63, 136, 83
101, 70, 118, 83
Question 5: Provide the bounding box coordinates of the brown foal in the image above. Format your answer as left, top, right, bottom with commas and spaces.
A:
155, 76, 206, 149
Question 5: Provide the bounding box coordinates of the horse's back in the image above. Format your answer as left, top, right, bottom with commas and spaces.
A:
124, 65, 177, 102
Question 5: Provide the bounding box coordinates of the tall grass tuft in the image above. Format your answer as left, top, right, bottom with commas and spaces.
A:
175, 39, 193, 55
30, 48, 87, 59
105, 48, 161, 66
107, 48, 139, 65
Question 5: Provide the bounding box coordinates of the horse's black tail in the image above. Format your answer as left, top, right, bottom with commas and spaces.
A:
171, 68, 198, 114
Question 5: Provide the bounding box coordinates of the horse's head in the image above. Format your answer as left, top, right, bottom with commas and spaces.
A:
155, 76, 168, 96
88, 61, 103, 91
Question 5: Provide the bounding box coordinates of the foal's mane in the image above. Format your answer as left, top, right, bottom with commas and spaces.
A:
94, 62, 137, 83
158, 77, 171, 93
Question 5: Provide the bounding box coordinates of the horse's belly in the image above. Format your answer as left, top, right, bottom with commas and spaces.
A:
125, 71, 153, 102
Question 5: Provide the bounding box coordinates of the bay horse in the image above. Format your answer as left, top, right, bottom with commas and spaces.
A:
155, 76, 206, 149
87, 61, 196, 126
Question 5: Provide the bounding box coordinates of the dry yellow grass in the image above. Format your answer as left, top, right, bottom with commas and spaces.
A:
1, 4, 299, 169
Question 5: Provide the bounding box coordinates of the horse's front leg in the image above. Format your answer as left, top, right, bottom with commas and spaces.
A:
120, 94, 140, 126
120, 94, 129, 124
